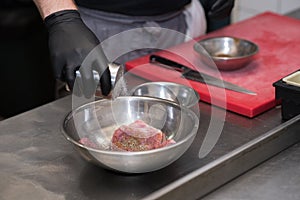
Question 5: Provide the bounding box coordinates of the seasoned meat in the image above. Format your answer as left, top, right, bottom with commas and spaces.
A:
111, 120, 175, 152
78, 120, 175, 151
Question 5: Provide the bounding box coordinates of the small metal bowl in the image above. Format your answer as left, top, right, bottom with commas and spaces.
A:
130, 82, 200, 108
194, 36, 259, 71
62, 96, 199, 173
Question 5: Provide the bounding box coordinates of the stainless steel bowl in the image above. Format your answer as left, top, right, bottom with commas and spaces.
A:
62, 96, 199, 173
194, 36, 259, 71
130, 82, 200, 108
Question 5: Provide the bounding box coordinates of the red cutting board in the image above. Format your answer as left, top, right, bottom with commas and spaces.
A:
125, 12, 300, 118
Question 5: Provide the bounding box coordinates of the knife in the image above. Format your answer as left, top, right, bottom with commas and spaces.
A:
149, 55, 256, 95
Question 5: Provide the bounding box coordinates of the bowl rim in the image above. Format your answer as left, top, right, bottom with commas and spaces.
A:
130, 81, 200, 106
61, 96, 199, 156
194, 36, 259, 60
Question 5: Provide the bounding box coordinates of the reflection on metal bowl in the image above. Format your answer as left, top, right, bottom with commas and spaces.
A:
130, 82, 200, 108
194, 36, 259, 71
62, 96, 199, 173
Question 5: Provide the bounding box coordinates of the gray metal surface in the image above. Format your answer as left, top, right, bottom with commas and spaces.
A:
0, 86, 298, 200
145, 114, 300, 200
203, 140, 300, 200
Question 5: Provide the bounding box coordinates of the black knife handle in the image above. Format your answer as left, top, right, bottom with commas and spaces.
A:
150, 55, 188, 72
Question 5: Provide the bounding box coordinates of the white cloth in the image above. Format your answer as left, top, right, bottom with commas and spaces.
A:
184, 0, 207, 40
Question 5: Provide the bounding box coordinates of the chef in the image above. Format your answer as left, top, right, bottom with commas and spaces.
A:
33, 0, 234, 97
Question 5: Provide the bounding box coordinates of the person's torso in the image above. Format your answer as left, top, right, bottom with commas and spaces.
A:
75, 0, 191, 16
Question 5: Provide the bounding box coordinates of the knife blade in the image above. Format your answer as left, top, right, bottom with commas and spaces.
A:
149, 55, 256, 95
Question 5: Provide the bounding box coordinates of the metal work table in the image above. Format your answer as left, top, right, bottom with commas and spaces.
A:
0, 76, 300, 199
203, 142, 300, 200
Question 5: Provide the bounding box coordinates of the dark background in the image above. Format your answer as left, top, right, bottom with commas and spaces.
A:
0, 1, 55, 118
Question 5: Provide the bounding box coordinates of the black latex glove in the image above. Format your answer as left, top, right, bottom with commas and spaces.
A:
200, 0, 235, 20
44, 10, 111, 97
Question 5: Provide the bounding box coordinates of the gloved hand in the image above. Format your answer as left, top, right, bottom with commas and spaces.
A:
200, 0, 235, 20
44, 10, 111, 98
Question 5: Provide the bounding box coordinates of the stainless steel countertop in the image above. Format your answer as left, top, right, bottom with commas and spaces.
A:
0, 78, 299, 200
203, 142, 300, 200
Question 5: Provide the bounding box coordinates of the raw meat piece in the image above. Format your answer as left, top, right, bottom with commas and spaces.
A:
111, 120, 175, 152
79, 137, 99, 149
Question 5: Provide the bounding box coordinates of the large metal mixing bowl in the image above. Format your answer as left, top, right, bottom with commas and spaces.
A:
194, 36, 259, 71
62, 96, 199, 173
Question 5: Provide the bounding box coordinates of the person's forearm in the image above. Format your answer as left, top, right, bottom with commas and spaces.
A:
33, 0, 78, 19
